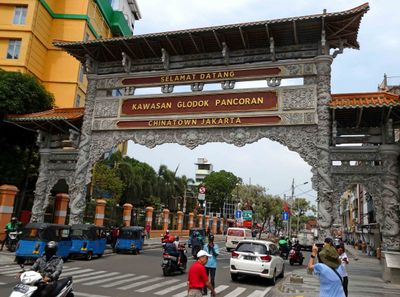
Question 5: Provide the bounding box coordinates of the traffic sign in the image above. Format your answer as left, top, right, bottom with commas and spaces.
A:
282, 212, 289, 221
199, 186, 206, 194
235, 210, 242, 219
243, 210, 253, 220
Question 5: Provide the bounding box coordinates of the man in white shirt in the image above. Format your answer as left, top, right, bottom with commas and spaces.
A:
336, 243, 349, 297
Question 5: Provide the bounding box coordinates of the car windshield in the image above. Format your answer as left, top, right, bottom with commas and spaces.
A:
236, 242, 268, 254
228, 229, 244, 236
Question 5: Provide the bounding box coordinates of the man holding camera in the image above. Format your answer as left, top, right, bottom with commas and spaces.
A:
308, 238, 345, 297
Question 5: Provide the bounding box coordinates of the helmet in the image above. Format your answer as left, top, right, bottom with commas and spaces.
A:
11, 217, 17, 222
166, 230, 170, 234
168, 235, 175, 243
208, 234, 214, 242
45, 241, 58, 258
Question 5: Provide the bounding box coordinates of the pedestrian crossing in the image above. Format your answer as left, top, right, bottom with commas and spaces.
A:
0, 264, 271, 297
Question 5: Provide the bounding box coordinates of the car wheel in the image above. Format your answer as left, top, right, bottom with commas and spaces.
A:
279, 265, 285, 278
162, 268, 169, 276
230, 273, 238, 281
269, 269, 276, 285
98, 253, 103, 258
289, 260, 294, 266
299, 258, 304, 265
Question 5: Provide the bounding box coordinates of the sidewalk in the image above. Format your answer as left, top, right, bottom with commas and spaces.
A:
266, 244, 400, 297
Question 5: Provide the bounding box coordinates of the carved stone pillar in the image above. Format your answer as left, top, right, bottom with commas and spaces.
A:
188, 212, 194, 229
177, 211, 183, 231
54, 193, 69, 225
123, 203, 133, 226
380, 144, 400, 251
162, 208, 170, 231
145, 206, 154, 230
69, 78, 98, 225
94, 199, 106, 226
197, 214, 204, 228
212, 216, 218, 235
0, 185, 18, 239
31, 153, 50, 223
315, 55, 334, 239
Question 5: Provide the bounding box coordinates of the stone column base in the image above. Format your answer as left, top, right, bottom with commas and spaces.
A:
382, 251, 400, 284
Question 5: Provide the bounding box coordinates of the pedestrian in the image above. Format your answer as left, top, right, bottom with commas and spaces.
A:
308, 238, 345, 297
187, 250, 216, 297
202, 234, 219, 295
145, 223, 151, 239
336, 243, 349, 297
361, 241, 367, 254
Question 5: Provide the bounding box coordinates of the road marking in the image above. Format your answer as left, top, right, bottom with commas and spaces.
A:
118, 276, 163, 290
61, 268, 93, 276
173, 284, 229, 297
74, 271, 120, 284
2, 268, 24, 276
224, 287, 247, 297
261, 287, 273, 297
0, 265, 14, 271
154, 282, 187, 295
72, 270, 108, 279
62, 267, 82, 273
83, 273, 135, 286
101, 275, 149, 288
0, 282, 7, 285
135, 279, 180, 292
247, 289, 267, 297
74, 292, 110, 297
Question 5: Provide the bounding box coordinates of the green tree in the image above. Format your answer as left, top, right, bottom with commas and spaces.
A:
203, 170, 241, 212
290, 197, 316, 232
92, 163, 125, 204
0, 70, 54, 213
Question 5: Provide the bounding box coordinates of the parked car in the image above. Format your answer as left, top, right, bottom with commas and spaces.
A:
225, 227, 252, 251
230, 240, 285, 285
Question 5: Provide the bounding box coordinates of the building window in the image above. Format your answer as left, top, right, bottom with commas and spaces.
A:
75, 94, 81, 107
6, 39, 21, 59
13, 6, 27, 25
79, 65, 84, 83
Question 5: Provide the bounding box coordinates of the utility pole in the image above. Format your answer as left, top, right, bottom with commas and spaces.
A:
289, 178, 294, 238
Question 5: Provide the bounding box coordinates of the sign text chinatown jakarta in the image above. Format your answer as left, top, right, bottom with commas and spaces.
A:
117, 68, 283, 129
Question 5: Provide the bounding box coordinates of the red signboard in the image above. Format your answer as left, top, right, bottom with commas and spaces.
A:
122, 67, 281, 86
243, 220, 253, 228
117, 115, 281, 129
121, 91, 277, 116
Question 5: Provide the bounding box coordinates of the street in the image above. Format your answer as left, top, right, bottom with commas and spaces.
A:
0, 240, 302, 297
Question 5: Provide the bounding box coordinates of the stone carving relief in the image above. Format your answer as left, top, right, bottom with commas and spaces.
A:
281, 87, 317, 110
96, 77, 120, 89
94, 100, 120, 118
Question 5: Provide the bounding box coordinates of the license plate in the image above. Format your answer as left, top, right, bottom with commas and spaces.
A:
244, 256, 255, 260
14, 284, 30, 293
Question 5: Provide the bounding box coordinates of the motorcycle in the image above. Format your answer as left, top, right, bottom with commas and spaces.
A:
6, 231, 22, 252
289, 247, 304, 265
10, 265, 73, 297
161, 242, 187, 276
279, 246, 289, 260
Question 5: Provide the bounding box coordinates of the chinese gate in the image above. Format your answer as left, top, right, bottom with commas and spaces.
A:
26, 3, 400, 252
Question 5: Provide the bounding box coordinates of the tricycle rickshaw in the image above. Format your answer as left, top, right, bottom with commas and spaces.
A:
69, 224, 106, 260
15, 223, 71, 263
114, 226, 144, 254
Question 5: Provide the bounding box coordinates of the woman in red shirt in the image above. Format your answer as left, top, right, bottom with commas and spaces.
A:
187, 250, 216, 297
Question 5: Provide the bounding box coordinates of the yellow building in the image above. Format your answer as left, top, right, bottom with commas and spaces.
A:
0, 0, 141, 107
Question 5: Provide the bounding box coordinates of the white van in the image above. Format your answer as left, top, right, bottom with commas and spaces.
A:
226, 227, 252, 251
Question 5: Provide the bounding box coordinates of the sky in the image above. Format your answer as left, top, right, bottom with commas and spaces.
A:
126, 0, 400, 205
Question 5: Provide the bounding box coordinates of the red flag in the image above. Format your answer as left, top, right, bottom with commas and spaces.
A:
283, 202, 292, 216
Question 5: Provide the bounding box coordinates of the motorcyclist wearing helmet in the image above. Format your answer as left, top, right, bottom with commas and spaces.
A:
162, 230, 170, 243
278, 236, 289, 255
164, 235, 181, 264
1, 216, 21, 251
30, 241, 64, 296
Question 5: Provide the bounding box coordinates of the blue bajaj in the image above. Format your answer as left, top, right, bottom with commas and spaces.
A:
70, 224, 106, 260
15, 223, 71, 263
114, 226, 144, 255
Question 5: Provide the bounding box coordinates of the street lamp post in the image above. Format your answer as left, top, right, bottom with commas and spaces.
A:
288, 180, 308, 238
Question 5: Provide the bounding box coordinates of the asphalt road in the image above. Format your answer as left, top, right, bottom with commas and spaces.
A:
0, 242, 309, 297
